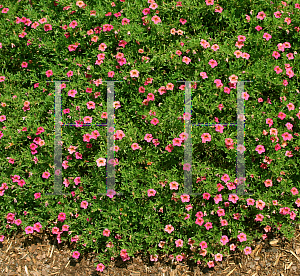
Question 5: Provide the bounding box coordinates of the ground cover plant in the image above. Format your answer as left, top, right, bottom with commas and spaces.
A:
0, 0, 300, 273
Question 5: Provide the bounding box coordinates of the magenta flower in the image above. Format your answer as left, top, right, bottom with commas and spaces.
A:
25, 226, 34, 234
45, 70, 53, 77
72, 251, 80, 259
42, 171, 51, 179
96, 263, 105, 272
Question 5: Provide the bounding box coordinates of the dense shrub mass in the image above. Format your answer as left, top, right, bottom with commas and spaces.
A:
0, 0, 299, 272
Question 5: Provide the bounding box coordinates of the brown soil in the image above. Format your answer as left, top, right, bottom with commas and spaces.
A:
0, 222, 300, 276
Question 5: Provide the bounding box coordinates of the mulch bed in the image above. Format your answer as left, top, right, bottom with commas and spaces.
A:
0, 221, 300, 275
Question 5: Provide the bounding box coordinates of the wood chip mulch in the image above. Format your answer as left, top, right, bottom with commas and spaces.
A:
1, 222, 300, 276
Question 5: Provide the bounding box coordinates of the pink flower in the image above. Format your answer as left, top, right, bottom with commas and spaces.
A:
164, 224, 174, 234
205, 0, 214, 5
96, 157, 106, 167
256, 199, 266, 210
42, 171, 51, 179
215, 253, 223, 262
21, 62, 28, 68
203, 193, 211, 200
130, 69, 139, 78
169, 181, 179, 190
237, 232, 247, 242
14, 219, 22, 226
44, 24, 52, 32
144, 134, 153, 142
108, 71, 115, 78
74, 177, 81, 185
215, 124, 224, 133
176, 255, 183, 262
147, 189, 156, 197
69, 20, 78, 29
150, 254, 158, 262
255, 145, 265, 154
291, 187, 299, 195
25, 226, 34, 234
83, 116, 92, 124
257, 11, 266, 20
179, 18, 187, 25
220, 235, 229, 245
208, 59, 218, 68
263, 33, 272, 41
204, 222, 212, 230
211, 44, 220, 51
68, 89, 77, 97
286, 102, 295, 111
264, 179, 273, 187
80, 200, 88, 209
207, 260, 215, 268
244, 246, 252, 255
150, 118, 159, 125
183, 163, 191, 171
151, 15, 161, 24
62, 225, 69, 231
34, 193, 41, 199
182, 56, 191, 64
201, 133, 211, 143
103, 228, 111, 237
199, 241, 208, 249
228, 194, 239, 204
96, 263, 105, 272
45, 70, 53, 77
131, 143, 141, 150
52, 227, 59, 235
175, 239, 184, 247
180, 194, 190, 203
200, 72, 208, 79
72, 251, 80, 259
67, 71, 73, 77
221, 174, 230, 183
58, 212, 66, 222
76, 0, 86, 7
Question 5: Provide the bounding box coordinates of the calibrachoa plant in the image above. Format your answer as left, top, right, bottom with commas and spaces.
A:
0, 0, 300, 273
